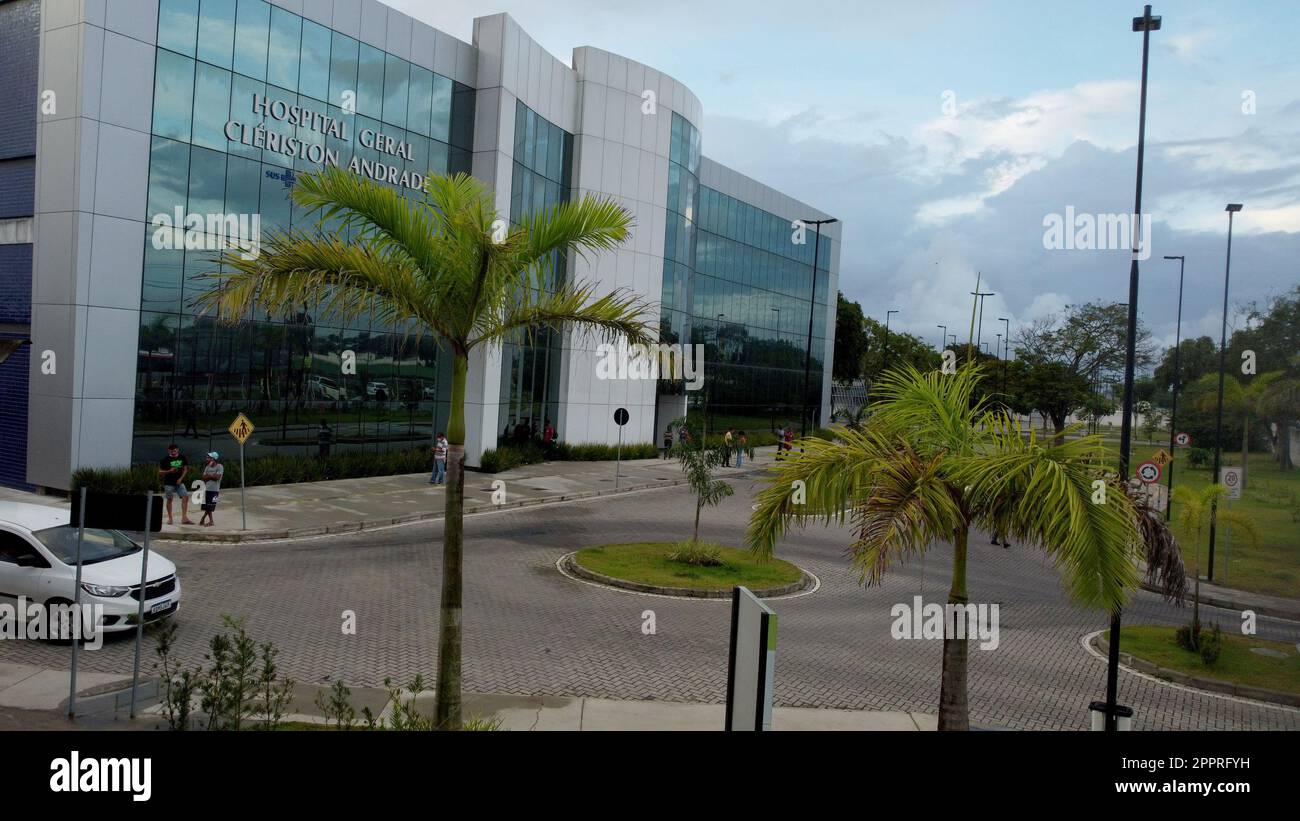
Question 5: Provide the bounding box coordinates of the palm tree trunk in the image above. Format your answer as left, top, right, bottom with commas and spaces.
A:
693, 498, 702, 544
938, 525, 970, 730
434, 355, 468, 730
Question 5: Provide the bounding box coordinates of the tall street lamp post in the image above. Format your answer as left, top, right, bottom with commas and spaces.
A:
798, 218, 837, 441
999, 316, 1011, 399
937, 324, 947, 352
883, 309, 898, 379
1208, 205, 1242, 580
1100, 2, 1161, 734
1162, 254, 1185, 521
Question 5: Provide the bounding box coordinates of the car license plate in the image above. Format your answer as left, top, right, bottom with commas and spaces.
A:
149, 600, 171, 615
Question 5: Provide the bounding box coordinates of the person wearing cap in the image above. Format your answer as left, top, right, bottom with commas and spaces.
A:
198, 451, 224, 527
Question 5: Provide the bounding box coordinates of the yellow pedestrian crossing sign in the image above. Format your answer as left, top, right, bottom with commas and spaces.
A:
228, 413, 255, 445
1151, 449, 1172, 467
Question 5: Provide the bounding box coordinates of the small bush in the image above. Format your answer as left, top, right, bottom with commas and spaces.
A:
1199, 623, 1223, 665
666, 540, 724, 567
1186, 447, 1211, 468
478, 440, 657, 473
1175, 622, 1200, 652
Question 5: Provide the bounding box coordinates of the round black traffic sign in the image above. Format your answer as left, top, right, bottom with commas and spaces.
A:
1136, 460, 1161, 485
613, 407, 629, 426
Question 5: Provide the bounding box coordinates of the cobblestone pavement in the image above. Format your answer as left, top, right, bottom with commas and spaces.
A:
2, 479, 1296, 730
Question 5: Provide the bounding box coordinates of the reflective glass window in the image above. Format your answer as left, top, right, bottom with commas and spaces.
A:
192, 62, 233, 151
158, 0, 198, 58
356, 44, 385, 118
232, 0, 270, 80
266, 7, 301, 92
197, 0, 236, 69
382, 54, 409, 129
152, 50, 195, 142
291, 23, 329, 102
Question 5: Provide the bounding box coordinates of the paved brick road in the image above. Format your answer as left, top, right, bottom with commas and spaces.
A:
2, 479, 1296, 730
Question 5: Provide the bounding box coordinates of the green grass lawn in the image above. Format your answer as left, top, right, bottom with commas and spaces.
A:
574, 542, 803, 591
1120, 625, 1300, 695
1110, 445, 1300, 599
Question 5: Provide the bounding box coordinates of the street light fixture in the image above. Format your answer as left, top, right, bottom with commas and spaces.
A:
1207, 205, 1242, 580
937, 324, 947, 352
1100, 1, 1161, 735
1162, 255, 1185, 521
798, 218, 837, 441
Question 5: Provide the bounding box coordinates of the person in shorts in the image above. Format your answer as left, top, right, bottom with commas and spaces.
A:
198, 452, 223, 527
158, 443, 193, 525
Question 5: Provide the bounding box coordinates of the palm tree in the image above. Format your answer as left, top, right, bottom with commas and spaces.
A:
747, 364, 1183, 730
1170, 484, 1256, 642
1192, 371, 1279, 488
197, 167, 652, 728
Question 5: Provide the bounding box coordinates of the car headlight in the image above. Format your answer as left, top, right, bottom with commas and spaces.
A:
81, 582, 130, 597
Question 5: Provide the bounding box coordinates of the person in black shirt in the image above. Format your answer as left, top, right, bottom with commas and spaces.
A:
157, 443, 193, 525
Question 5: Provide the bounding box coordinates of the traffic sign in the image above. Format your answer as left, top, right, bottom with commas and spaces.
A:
613, 407, 629, 426
228, 413, 255, 445
1174, 432, 1192, 448
1220, 466, 1242, 499
1136, 460, 1161, 485
1151, 448, 1172, 467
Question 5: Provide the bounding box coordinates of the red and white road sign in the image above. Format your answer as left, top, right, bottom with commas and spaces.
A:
1136, 460, 1161, 485
1221, 466, 1242, 499
1174, 432, 1192, 448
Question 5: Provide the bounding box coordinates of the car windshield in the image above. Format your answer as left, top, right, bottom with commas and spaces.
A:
32, 526, 141, 565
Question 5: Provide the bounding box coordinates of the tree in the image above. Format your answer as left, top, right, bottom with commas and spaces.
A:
198, 168, 651, 729
1171, 485, 1256, 645
1016, 301, 1153, 441
1011, 359, 1093, 444
746, 365, 1183, 730
1228, 285, 1300, 378
1153, 336, 1216, 396
833, 292, 869, 384
1260, 377, 1300, 471
671, 420, 736, 550
862, 316, 940, 383
1191, 372, 1280, 488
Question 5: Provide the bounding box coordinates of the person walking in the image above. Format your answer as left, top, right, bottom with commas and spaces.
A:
722, 428, 734, 467
157, 443, 194, 525
430, 432, 448, 484
662, 425, 673, 459
317, 419, 333, 459
736, 430, 747, 467
197, 452, 223, 527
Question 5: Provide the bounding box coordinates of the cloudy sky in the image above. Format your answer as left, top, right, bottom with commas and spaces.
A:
388, 0, 1300, 353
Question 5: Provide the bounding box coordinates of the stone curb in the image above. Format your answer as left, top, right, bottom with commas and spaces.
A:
1137, 575, 1300, 622
1092, 633, 1300, 708
561, 552, 812, 599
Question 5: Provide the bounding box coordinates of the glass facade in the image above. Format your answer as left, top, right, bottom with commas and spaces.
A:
659, 113, 832, 432
135, 0, 476, 463
495, 99, 574, 441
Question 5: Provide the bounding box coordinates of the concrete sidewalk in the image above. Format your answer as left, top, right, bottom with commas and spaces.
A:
0, 661, 935, 731
0, 447, 782, 543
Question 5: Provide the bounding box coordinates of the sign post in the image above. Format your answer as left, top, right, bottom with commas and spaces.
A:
725, 586, 777, 731
129, 492, 155, 718
613, 407, 629, 491
228, 413, 255, 531
1220, 466, 1242, 583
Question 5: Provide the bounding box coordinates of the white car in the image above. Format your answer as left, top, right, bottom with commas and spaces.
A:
0, 502, 182, 635
308, 375, 346, 401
